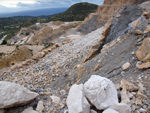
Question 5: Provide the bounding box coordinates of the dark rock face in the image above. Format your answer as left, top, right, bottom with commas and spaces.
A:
104, 5, 143, 44
77, 15, 101, 34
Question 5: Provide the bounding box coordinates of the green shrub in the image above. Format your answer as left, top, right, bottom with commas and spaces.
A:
25, 32, 29, 36
1, 40, 7, 45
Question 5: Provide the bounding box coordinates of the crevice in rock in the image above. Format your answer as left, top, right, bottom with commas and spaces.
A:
90, 105, 103, 113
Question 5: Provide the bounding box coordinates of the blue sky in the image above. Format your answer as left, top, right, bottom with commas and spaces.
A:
0, 0, 104, 14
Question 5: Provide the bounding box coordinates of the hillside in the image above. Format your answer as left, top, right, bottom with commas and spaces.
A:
0, 16, 46, 41
47, 2, 98, 22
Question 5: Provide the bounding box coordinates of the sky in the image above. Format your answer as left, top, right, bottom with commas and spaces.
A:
0, 0, 104, 14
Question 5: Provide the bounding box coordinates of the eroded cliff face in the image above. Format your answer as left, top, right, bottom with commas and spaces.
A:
77, 0, 148, 34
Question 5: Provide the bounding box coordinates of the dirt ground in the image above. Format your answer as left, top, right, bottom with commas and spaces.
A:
0, 45, 16, 54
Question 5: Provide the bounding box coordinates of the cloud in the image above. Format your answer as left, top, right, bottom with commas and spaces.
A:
17, 2, 31, 7
0, 0, 104, 14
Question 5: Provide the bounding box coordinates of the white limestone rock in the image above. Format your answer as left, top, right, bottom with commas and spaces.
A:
0, 81, 39, 108
22, 107, 38, 113
38, 52, 45, 58
110, 103, 131, 113
102, 108, 119, 113
67, 84, 90, 113
50, 96, 61, 105
90, 109, 97, 113
122, 62, 131, 70
84, 75, 118, 110
36, 101, 44, 113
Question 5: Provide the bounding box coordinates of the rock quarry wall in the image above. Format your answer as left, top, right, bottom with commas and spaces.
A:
77, 0, 149, 34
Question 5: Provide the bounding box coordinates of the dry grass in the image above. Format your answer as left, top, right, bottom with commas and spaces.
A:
0, 46, 32, 69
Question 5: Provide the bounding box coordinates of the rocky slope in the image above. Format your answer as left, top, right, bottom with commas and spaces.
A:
0, 0, 150, 113
77, 0, 149, 34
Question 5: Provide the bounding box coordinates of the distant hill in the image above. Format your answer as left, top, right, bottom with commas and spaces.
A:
47, 2, 98, 22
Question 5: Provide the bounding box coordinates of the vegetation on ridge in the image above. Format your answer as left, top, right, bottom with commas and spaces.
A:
47, 2, 98, 22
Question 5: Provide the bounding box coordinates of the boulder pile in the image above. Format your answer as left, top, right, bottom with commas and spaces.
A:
67, 75, 148, 113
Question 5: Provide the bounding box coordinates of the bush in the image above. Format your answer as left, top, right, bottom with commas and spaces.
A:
25, 32, 29, 36
1, 40, 7, 45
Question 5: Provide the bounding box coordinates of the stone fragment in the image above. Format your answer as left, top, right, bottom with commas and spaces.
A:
36, 101, 44, 113
139, 108, 146, 113
60, 90, 66, 97
133, 30, 143, 35
137, 62, 150, 69
18, 64, 23, 68
74, 64, 81, 69
90, 109, 97, 113
60, 108, 68, 113
102, 108, 119, 113
122, 62, 131, 70
136, 89, 147, 99
55, 43, 61, 47
120, 85, 131, 105
84, 75, 118, 110
22, 107, 38, 113
94, 64, 100, 71
38, 52, 45, 58
135, 98, 142, 105
48, 48, 52, 52
128, 92, 134, 99
51, 45, 56, 49
22, 61, 28, 65
110, 103, 131, 113
144, 25, 150, 33
67, 84, 90, 113
43, 50, 48, 54
131, 19, 141, 29
50, 96, 61, 105
121, 79, 139, 92
142, 11, 149, 19
116, 14, 121, 18
136, 61, 142, 68
136, 38, 150, 62
115, 84, 121, 91
131, 105, 136, 111
0, 81, 38, 108
32, 55, 38, 60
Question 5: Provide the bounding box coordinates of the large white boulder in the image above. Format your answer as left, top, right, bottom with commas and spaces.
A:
102, 108, 119, 113
110, 103, 131, 113
84, 75, 118, 110
50, 95, 61, 105
67, 84, 90, 113
0, 81, 39, 108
